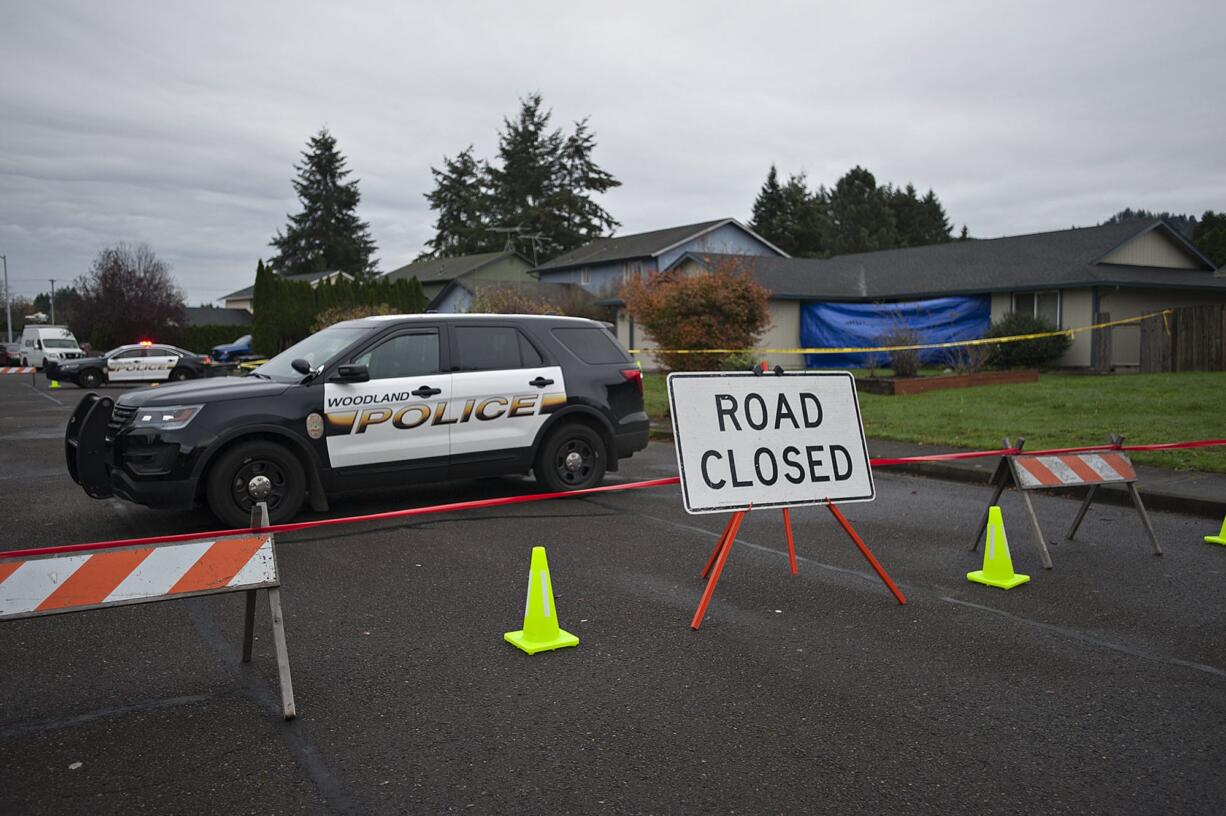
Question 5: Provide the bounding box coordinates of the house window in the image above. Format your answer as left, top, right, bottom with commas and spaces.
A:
580, 268, 591, 285
623, 261, 642, 284
1012, 290, 1061, 327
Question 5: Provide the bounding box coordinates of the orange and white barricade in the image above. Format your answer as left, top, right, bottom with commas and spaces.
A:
0, 367, 36, 374
970, 435, 1161, 569
0, 503, 296, 719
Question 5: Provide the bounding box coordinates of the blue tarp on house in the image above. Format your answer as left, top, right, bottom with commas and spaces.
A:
800, 296, 991, 368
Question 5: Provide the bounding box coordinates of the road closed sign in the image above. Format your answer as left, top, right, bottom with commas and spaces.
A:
667, 371, 874, 514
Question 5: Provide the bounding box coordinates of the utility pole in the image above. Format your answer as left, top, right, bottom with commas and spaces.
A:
48, 278, 56, 324
2, 255, 9, 343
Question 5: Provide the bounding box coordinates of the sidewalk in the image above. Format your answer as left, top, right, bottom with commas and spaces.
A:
648, 421, 1226, 518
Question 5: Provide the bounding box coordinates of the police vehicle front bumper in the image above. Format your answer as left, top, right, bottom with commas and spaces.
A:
65, 394, 200, 510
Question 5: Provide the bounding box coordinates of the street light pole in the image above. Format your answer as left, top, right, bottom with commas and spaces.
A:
2, 255, 10, 343
48, 278, 56, 325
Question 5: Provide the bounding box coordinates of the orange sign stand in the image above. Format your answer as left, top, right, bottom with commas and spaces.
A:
691, 501, 906, 630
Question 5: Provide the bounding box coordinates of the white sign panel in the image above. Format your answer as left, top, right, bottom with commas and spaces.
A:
667, 371, 874, 514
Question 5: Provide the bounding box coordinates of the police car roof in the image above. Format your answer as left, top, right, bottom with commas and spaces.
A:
107, 343, 190, 354
343, 313, 605, 327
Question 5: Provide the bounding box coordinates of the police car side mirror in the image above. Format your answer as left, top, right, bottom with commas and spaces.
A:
331, 364, 369, 383
290, 358, 312, 375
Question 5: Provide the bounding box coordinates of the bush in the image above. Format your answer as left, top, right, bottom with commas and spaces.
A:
311, 303, 396, 333
985, 312, 1071, 369
621, 256, 771, 372
721, 351, 761, 371
882, 327, 921, 377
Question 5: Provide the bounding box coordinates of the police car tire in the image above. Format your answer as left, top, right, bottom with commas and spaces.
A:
534, 423, 606, 492
79, 368, 102, 388
205, 440, 306, 528
170, 368, 192, 382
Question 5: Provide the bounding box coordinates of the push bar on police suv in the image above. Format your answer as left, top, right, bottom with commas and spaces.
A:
65, 392, 115, 499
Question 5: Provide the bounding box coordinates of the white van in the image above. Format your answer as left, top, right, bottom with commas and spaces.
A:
20, 325, 85, 369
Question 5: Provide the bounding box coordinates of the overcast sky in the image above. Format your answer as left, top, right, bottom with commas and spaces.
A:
2, 0, 1223, 304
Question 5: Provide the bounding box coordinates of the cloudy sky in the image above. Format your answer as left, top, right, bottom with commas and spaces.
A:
2, 0, 1223, 304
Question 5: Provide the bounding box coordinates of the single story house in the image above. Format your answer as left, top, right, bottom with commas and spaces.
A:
183, 305, 252, 327
533, 218, 786, 295
427, 279, 592, 314
383, 251, 534, 303
220, 270, 353, 313
606, 219, 1226, 370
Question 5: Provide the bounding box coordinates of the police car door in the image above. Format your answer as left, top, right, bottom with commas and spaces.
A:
145, 347, 180, 381
449, 324, 565, 464
324, 327, 452, 470
107, 348, 145, 382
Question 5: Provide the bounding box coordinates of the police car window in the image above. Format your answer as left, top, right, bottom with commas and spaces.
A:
551, 327, 630, 364
113, 349, 146, 359
152, 347, 179, 357
455, 326, 529, 371
354, 332, 440, 380
519, 333, 543, 367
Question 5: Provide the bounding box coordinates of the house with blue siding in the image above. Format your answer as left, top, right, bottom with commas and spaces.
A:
533, 218, 787, 296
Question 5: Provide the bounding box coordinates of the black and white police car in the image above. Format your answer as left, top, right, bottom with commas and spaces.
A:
65, 314, 650, 527
48, 342, 210, 388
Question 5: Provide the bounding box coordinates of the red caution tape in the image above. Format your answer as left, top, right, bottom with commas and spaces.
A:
7, 439, 1225, 560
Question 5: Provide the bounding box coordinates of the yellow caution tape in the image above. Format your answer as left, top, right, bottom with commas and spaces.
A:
628, 309, 1173, 356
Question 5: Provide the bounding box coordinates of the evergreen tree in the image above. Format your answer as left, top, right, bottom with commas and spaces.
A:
821, 166, 898, 255
421, 147, 497, 259
1103, 208, 1198, 239
423, 94, 619, 261
749, 167, 824, 257
1193, 210, 1226, 267
269, 128, 378, 278
958, 225, 970, 241
750, 166, 787, 246
251, 260, 277, 355
919, 190, 953, 244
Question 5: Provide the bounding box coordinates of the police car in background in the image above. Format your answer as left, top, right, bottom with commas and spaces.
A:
49, 342, 210, 388
65, 314, 649, 527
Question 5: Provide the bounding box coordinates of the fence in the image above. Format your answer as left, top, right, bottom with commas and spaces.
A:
1140, 304, 1226, 373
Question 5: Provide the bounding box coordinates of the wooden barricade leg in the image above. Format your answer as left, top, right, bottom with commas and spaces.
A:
971, 439, 1020, 552
826, 501, 906, 605
782, 508, 798, 576
267, 587, 296, 720
1064, 484, 1098, 541
241, 589, 258, 663
1018, 490, 1054, 570
1127, 483, 1163, 556
691, 509, 748, 630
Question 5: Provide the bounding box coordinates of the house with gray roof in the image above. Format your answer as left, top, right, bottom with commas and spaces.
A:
606, 219, 1226, 370
533, 218, 786, 295
382, 251, 533, 303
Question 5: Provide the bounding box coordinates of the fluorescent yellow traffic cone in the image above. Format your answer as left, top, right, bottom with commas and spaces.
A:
49, 380, 60, 389
967, 506, 1030, 590
504, 546, 579, 655
1205, 517, 1226, 546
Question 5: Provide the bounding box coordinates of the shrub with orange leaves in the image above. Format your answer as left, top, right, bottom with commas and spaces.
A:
620, 256, 771, 371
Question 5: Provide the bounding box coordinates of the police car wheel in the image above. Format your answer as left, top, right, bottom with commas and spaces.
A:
169, 368, 192, 382
535, 424, 606, 492
79, 369, 102, 388
205, 441, 306, 527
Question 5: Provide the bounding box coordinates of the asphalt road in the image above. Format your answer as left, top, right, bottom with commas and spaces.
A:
1, 374, 1223, 815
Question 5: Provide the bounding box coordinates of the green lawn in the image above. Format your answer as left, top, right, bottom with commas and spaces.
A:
641, 371, 1226, 473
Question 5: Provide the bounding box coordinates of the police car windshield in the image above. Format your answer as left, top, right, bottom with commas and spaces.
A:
253, 326, 368, 381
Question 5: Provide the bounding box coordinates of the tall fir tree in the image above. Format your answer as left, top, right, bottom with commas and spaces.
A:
422, 94, 619, 261
1193, 210, 1226, 267
820, 166, 898, 255
750, 166, 787, 247
749, 167, 824, 257
270, 128, 378, 278
421, 147, 497, 259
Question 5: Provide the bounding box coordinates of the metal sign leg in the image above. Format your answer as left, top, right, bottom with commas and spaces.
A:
1064, 485, 1098, 541
1127, 483, 1163, 556
1018, 490, 1054, 570
241, 589, 257, 663
267, 587, 297, 720
691, 510, 748, 630
700, 513, 739, 579
782, 508, 798, 576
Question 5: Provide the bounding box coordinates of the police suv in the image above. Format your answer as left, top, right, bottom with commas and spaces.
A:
66, 315, 650, 527
48, 342, 209, 388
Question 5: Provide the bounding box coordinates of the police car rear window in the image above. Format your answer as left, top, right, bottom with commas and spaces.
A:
551, 327, 630, 365
455, 326, 540, 370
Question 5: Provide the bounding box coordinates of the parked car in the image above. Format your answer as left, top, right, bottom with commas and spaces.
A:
20, 325, 85, 369
1, 342, 23, 366
65, 314, 649, 527
49, 342, 210, 388
211, 334, 253, 362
